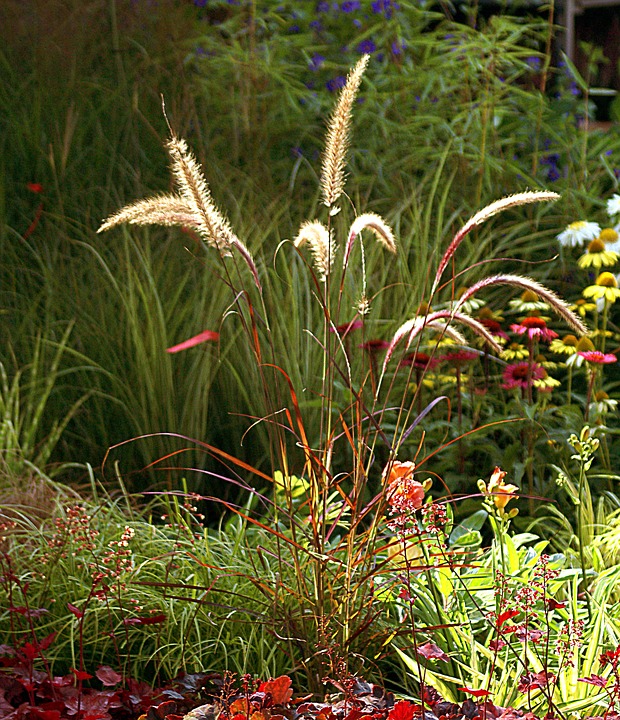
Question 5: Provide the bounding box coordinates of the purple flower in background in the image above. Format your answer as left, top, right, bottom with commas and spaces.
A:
327, 75, 347, 92
541, 154, 561, 182
317, 0, 330, 10
391, 39, 406, 55
526, 56, 542, 71
194, 0, 208, 6
372, 0, 398, 17
342, 0, 361, 10
310, 19, 322, 30
357, 38, 376, 54
309, 53, 325, 71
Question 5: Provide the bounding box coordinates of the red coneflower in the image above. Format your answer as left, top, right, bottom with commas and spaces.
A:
360, 339, 390, 352
399, 351, 438, 370
440, 350, 479, 367
331, 319, 363, 337
510, 316, 558, 343
502, 362, 545, 390
578, 350, 617, 364
478, 317, 509, 342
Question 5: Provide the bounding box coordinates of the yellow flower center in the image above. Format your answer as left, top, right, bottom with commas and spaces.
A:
521, 289, 539, 303
596, 272, 618, 288
600, 228, 619, 243
587, 238, 606, 253
562, 334, 578, 346
576, 336, 595, 352
569, 221, 587, 230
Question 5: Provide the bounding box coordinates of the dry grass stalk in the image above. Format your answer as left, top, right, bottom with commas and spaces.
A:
320, 54, 370, 209
294, 220, 335, 282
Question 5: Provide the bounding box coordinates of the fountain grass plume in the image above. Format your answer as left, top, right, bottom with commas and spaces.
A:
432, 191, 561, 294
343, 212, 397, 269
320, 54, 370, 210
294, 220, 334, 282
98, 134, 261, 289
455, 273, 589, 336
381, 310, 498, 375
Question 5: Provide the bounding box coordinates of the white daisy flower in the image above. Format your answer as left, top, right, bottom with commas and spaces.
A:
557, 221, 601, 247
607, 194, 620, 218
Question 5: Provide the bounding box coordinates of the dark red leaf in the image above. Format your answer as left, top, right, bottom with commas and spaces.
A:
496, 610, 520, 627
545, 598, 566, 610
96, 665, 123, 686
71, 668, 93, 681
124, 614, 167, 626
458, 687, 491, 698
387, 700, 416, 720
518, 671, 553, 693
27, 182, 44, 193
417, 642, 449, 662
258, 676, 293, 705
578, 674, 608, 688
67, 602, 84, 619
9, 605, 49, 619
38, 632, 56, 651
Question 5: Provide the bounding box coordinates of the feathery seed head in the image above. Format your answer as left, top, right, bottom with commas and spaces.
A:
344, 212, 397, 269
320, 54, 369, 209
295, 220, 335, 282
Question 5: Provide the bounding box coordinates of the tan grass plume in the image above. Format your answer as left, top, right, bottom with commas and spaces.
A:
432, 191, 560, 294
294, 221, 335, 282
98, 134, 260, 288
343, 212, 396, 268
320, 54, 370, 210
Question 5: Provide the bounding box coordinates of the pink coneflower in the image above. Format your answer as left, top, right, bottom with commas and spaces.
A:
510, 316, 558, 342
578, 350, 617, 364
399, 351, 438, 370
502, 362, 545, 390
478, 317, 509, 342
331, 319, 363, 337
441, 350, 479, 367
360, 339, 390, 352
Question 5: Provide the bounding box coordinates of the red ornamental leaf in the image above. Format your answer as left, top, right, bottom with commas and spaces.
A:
71, 668, 94, 680
496, 610, 520, 627
20, 642, 40, 660
27, 182, 44, 193
545, 598, 566, 610
39, 632, 57, 651
387, 700, 416, 720
124, 614, 167, 626
518, 671, 552, 693
67, 602, 84, 619
417, 642, 449, 662
166, 330, 219, 354
258, 675, 293, 705
458, 687, 491, 698
96, 665, 123, 686
30, 710, 62, 720
578, 674, 608, 688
